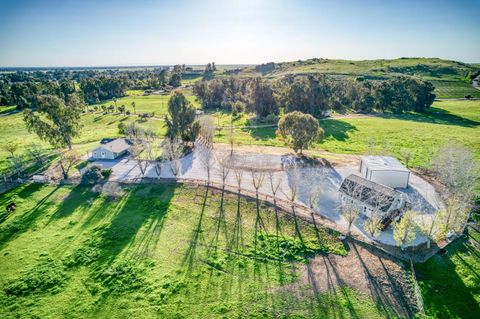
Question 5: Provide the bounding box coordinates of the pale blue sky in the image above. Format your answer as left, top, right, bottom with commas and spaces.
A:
0, 0, 479, 67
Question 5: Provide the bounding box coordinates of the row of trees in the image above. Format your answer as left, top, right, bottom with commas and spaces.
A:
193, 75, 436, 119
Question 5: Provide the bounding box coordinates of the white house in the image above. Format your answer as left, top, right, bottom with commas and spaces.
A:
339, 174, 409, 229
359, 156, 410, 189
90, 138, 131, 160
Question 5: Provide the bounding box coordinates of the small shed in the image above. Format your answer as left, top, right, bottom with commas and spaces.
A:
359, 156, 410, 189
90, 138, 131, 160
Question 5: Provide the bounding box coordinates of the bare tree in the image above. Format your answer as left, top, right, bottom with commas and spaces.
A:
130, 140, 149, 177
437, 195, 470, 237
196, 141, 215, 185
430, 143, 478, 200
232, 153, 245, 193
393, 211, 417, 249
216, 152, 232, 190
58, 149, 80, 179
162, 136, 183, 177
364, 214, 382, 239
250, 166, 266, 198
268, 171, 282, 199
226, 125, 235, 156
400, 149, 413, 168
197, 115, 216, 146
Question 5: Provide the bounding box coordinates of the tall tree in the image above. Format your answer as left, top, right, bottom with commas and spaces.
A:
165, 91, 196, 140
393, 211, 417, 249
23, 94, 83, 149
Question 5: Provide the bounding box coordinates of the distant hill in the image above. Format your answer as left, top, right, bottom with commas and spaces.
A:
221, 57, 480, 98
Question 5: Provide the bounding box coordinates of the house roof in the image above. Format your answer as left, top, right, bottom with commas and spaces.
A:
339, 174, 403, 212
360, 156, 409, 172
93, 138, 131, 153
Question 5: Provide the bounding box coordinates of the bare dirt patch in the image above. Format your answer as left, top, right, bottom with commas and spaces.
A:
287, 240, 417, 318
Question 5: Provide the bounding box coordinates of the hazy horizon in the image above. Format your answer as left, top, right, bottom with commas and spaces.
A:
1, 0, 479, 67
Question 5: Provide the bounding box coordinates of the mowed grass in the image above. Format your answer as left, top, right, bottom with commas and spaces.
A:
415, 227, 480, 319
432, 80, 480, 99
214, 100, 480, 168
89, 91, 200, 115
0, 111, 165, 172
0, 182, 391, 319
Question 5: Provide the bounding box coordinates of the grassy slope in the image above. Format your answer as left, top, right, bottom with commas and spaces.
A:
0, 183, 390, 319
415, 227, 480, 319
234, 57, 479, 98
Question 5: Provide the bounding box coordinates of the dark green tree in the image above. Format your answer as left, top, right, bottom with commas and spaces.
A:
23, 94, 83, 149
165, 91, 196, 140
276, 111, 323, 154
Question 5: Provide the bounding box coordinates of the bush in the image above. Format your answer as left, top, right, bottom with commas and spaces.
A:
5, 260, 68, 296
231, 101, 246, 117
264, 113, 279, 124
81, 165, 103, 184
101, 169, 112, 179
118, 122, 126, 135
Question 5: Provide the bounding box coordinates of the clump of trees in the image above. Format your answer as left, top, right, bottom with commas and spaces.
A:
165, 91, 198, 142
193, 75, 436, 120
79, 77, 127, 104
276, 111, 323, 154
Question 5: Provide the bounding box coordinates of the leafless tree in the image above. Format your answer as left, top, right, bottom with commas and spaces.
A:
58, 148, 80, 179
430, 143, 478, 201
400, 149, 413, 168
197, 115, 216, 146
196, 141, 215, 185
232, 153, 245, 193
162, 136, 183, 177
268, 171, 282, 199
216, 152, 232, 190
226, 125, 235, 155
250, 166, 266, 197
130, 139, 149, 177
27, 143, 45, 165
282, 163, 301, 207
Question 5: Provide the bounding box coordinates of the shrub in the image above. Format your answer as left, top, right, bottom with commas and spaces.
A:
95, 261, 146, 293
264, 113, 279, 124
5, 260, 68, 296
81, 165, 103, 184
101, 169, 112, 179
65, 239, 101, 267
231, 101, 246, 117
118, 122, 126, 135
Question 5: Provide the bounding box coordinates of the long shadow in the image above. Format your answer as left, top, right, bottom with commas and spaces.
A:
376, 106, 479, 127
321, 119, 358, 141
93, 183, 175, 266
350, 241, 396, 318
0, 184, 59, 250
182, 186, 209, 275
248, 127, 277, 141
47, 184, 96, 222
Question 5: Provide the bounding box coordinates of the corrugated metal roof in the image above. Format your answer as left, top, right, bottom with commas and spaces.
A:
360, 156, 409, 172
339, 174, 402, 212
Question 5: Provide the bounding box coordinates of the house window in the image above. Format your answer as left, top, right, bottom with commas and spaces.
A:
101, 151, 105, 158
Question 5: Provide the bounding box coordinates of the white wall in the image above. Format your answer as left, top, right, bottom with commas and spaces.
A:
92, 148, 115, 160
369, 170, 409, 188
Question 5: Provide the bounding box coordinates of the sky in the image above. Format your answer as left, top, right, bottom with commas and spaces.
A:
0, 0, 479, 67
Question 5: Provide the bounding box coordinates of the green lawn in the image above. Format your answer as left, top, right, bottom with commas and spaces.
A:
214, 100, 480, 168
0, 182, 391, 319
432, 80, 480, 99
415, 227, 480, 319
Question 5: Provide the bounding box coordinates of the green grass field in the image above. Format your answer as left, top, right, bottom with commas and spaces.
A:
1, 99, 479, 175
215, 100, 480, 168
431, 80, 480, 99
415, 227, 480, 319
0, 182, 393, 319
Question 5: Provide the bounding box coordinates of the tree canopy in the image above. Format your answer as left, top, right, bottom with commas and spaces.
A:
23, 94, 84, 149
276, 111, 322, 154
165, 91, 196, 141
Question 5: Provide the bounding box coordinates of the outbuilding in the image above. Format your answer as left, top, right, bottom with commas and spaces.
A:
359, 156, 410, 189
90, 138, 131, 160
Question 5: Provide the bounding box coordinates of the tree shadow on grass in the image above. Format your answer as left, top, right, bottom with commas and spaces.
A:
247, 127, 277, 141
0, 183, 59, 250
93, 183, 175, 266
378, 106, 480, 128
47, 184, 96, 222
415, 233, 480, 319
321, 119, 357, 142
